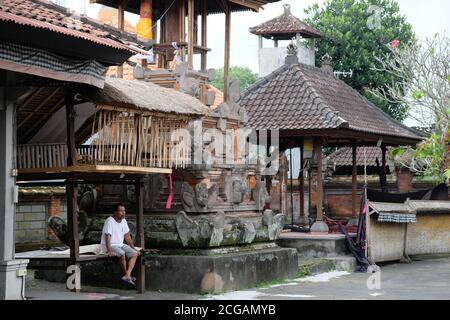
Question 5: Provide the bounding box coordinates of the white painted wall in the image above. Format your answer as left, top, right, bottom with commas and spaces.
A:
259, 46, 315, 78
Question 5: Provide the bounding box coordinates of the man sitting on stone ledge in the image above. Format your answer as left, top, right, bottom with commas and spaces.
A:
100, 203, 141, 286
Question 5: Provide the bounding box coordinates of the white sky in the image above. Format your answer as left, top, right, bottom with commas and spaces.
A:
54, 0, 447, 175
62, 0, 448, 128
63, 0, 450, 72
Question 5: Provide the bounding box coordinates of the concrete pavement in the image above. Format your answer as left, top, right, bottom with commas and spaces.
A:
25, 257, 450, 300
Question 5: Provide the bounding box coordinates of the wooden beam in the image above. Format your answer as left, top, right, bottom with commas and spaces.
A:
65, 93, 77, 167
16, 88, 46, 113
19, 97, 64, 144
223, 4, 231, 101
315, 138, 323, 221
135, 177, 145, 293
187, 0, 195, 69
201, 0, 207, 71
179, 0, 186, 61
116, 0, 128, 78
352, 143, 357, 217
17, 88, 61, 129
228, 0, 262, 11
382, 145, 387, 171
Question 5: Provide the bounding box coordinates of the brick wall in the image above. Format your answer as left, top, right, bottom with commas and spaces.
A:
15, 203, 48, 243
15, 198, 67, 243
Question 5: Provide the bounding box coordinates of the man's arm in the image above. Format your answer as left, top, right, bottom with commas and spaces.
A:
124, 233, 141, 255
105, 234, 115, 257
124, 233, 135, 249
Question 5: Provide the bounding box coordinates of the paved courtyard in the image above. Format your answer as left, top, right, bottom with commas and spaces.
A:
25, 257, 450, 300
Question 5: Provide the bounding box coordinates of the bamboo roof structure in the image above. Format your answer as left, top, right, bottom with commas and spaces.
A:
77, 77, 211, 117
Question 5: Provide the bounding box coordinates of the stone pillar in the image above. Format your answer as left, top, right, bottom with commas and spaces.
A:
310, 138, 329, 233
0, 88, 28, 300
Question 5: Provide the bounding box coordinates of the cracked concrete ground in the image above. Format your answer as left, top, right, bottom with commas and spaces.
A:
25, 257, 450, 300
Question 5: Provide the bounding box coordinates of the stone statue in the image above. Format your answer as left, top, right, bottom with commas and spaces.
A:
231, 180, 248, 204
175, 210, 226, 248
48, 211, 90, 246
262, 210, 285, 240
180, 182, 218, 212
253, 177, 271, 210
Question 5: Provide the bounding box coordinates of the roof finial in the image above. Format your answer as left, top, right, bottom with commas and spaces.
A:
283, 4, 291, 15
285, 38, 299, 65
321, 53, 333, 74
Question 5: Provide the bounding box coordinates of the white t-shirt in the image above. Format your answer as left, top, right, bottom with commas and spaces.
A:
100, 216, 130, 253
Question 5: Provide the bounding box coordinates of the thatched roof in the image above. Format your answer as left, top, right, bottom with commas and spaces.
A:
79, 77, 211, 117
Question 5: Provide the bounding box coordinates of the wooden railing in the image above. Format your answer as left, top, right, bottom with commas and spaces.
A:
17, 143, 67, 169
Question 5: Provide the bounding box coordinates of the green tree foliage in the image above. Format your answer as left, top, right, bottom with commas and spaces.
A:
212, 66, 258, 93
391, 131, 450, 185
304, 0, 415, 121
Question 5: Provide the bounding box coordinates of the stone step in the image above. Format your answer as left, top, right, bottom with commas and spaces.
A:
298, 255, 357, 276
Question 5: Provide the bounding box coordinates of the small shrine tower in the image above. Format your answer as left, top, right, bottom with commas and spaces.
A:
249, 4, 321, 77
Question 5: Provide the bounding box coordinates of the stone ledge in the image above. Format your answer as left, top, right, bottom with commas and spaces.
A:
145, 246, 298, 294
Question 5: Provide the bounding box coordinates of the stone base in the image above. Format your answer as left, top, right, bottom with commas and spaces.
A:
145, 243, 298, 294
310, 221, 329, 233
0, 259, 29, 300
34, 243, 298, 294
277, 233, 355, 258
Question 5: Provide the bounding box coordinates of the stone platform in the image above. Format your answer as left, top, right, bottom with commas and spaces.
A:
145, 243, 297, 294
276, 232, 356, 258
34, 243, 298, 294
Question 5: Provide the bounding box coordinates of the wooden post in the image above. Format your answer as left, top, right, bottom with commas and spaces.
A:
179, 0, 186, 62
187, 0, 195, 69
223, 5, 231, 101
299, 139, 305, 218
67, 174, 80, 292
117, 0, 126, 78
315, 138, 323, 221
65, 92, 77, 167
382, 145, 387, 173
135, 177, 146, 293
352, 143, 357, 217
201, 0, 207, 71
65, 92, 80, 292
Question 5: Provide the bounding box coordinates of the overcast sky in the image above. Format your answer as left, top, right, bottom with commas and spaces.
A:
58, 0, 447, 173
64, 0, 450, 72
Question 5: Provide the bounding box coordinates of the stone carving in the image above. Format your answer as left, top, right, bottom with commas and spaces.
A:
180, 182, 218, 212
253, 178, 271, 210
232, 180, 248, 204
174, 209, 284, 248
262, 210, 285, 240
78, 185, 97, 216
175, 211, 200, 247
175, 210, 226, 248
213, 79, 243, 120
209, 211, 225, 247
241, 222, 256, 244
48, 211, 90, 246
